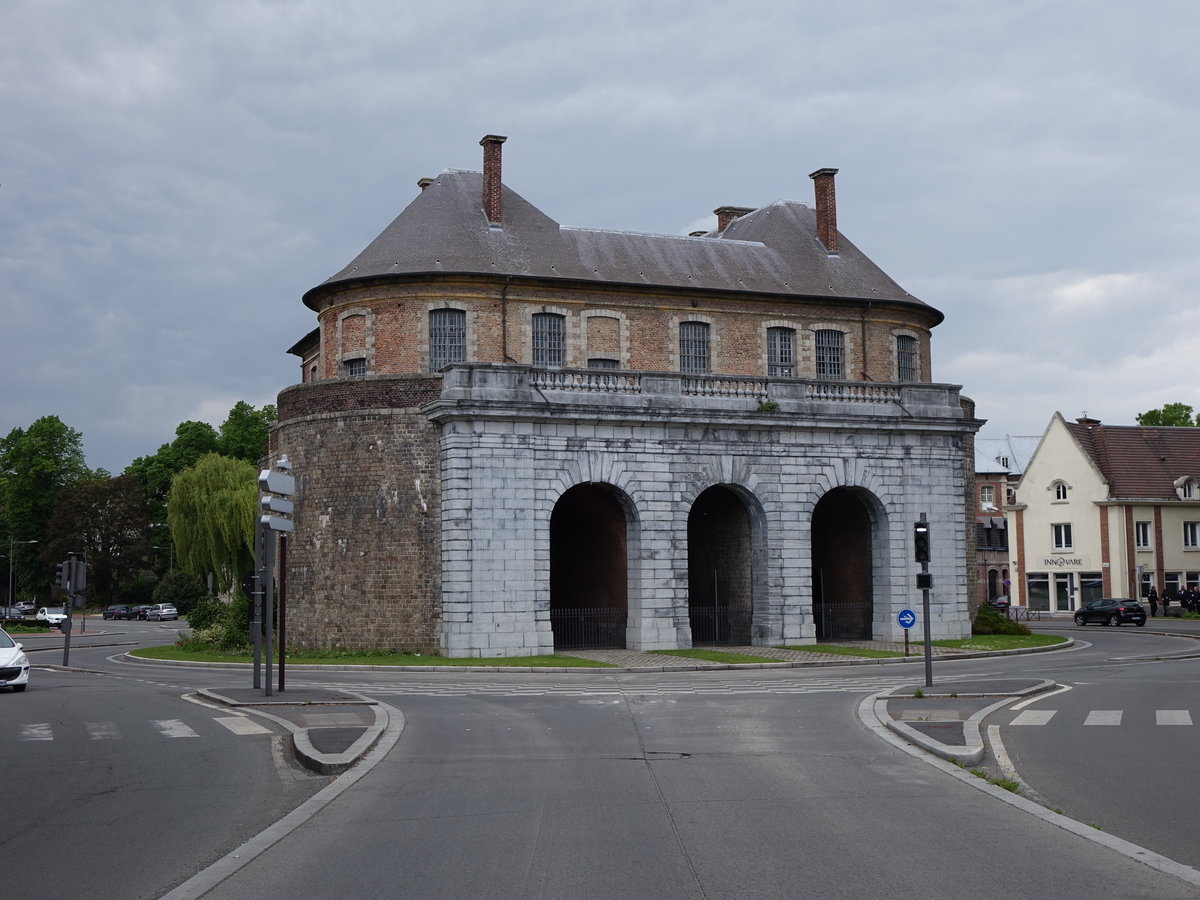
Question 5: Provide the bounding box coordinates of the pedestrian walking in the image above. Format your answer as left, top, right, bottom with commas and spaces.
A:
1148, 587, 1159, 617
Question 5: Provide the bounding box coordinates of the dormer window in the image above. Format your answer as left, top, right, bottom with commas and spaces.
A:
1052, 481, 1069, 502
1173, 476, 1199, 501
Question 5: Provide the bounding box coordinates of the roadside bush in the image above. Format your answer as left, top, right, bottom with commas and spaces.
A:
152, 570, 207, 615
973, 603, 1031, 636
186, 594, 225, 631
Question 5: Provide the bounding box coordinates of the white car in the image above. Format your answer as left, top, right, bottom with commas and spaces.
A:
35, 608, 68, 627
0, 628, 30, 692
146, 603, 178, 621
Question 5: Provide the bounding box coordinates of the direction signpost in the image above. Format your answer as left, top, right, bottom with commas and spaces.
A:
897, 608, 916, 656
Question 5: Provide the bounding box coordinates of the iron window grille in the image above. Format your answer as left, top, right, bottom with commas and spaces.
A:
429, 308, 466, 371
814, 329, 844, 380
680, 321, 710, 374
532, 313, 566, 367
588, 358, 619, 369
896, 334, 917, 382
767, 327, 795, 377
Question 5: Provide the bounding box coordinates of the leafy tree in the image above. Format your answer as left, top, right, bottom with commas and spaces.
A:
125, 420, 221, 517
151, 570, 207, 615
167, 454, 256, 595
40, 474, 152, 603
218, 402, 276, 463
1136, 403, 1196, 427
0, 416, 90, 596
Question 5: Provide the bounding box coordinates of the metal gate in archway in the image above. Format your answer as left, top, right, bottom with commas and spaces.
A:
549, 484, 628, 650
811, 488, 873, 641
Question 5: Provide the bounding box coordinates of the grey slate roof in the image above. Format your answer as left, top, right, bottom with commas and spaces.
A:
304, 169, 937, 320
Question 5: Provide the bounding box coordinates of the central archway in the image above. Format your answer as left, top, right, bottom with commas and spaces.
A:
549, 484, 628, 649
811, 488, 874, 640
688, 485, 756, 645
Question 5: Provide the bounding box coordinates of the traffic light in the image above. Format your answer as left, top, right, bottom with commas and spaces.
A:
54, 561, 68, 589
71, 558, 87, 592
913, 521, 931, 563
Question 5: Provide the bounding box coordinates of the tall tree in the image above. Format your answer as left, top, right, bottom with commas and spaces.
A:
1136, 403, 1196, 427
167, 454, 257, 594
41, 474, 152, 603
0, 416, 90, 596
218, 401, 276, 463
125, 420, 220, 520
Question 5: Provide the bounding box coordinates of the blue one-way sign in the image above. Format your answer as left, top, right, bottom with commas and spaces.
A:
897, 609, 917, 629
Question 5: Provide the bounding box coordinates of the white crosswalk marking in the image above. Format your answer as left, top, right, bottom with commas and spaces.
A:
86, 722, 121, 740
19, 723, 52, 741
1011, 710, 1056, 726
213, 716, 271, 735
152, 719, 200, 738
1084, 710, 1123, 726
1157, 710, 1192, 726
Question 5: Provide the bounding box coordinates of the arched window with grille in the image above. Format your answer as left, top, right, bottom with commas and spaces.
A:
680, 321, 710, 374
814, 329, 844, 380
532, 313, 566, 367
767, 327, 795, 377
896, 334, 917, 382
429, 308, 466, 371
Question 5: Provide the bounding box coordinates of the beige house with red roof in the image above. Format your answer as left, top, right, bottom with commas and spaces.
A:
1007, 412, 1200, 611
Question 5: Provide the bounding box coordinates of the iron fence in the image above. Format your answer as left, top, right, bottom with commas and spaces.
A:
550, 607, 627, 650
688, 605, 753, 645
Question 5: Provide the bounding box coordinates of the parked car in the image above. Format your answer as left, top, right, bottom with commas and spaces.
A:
0, 606, 26, 619
102, 605, 130, 620
15, 601, 35, 616
986, 595, 1011, 612
35, 608, 68, 627
145, 603, 178, 621
0, 627, 29, 692
1074, 598, 1147, 627
128, 605, 153, 620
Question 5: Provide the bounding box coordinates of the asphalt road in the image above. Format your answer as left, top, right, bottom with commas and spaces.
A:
11, 617, 1200, 899
988, 622, 1200, 869
0, 623, 327, 900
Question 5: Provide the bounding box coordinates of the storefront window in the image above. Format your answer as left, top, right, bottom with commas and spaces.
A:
1026, 573, 1050, 611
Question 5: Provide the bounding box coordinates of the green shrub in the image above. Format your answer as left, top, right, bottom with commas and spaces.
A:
973, 603, 1031, 636
117, 575, 158, 606
186, 594, 225, 631
152, 571, 207, 615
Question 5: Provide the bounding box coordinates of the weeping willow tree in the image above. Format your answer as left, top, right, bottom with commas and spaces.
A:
167, 453, 257, 594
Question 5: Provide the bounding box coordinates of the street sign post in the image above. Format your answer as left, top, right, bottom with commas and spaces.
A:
255, 455, 295, 696
898, 608, 916, 656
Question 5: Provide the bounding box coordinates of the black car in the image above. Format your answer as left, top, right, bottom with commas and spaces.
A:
1074, 598, 1146, 627
102, 605, 130, 620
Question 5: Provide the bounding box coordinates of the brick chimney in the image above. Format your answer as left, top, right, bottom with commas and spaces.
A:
480, 134, 507, 224
714, 205, 756, 232
808, 167, 839, 252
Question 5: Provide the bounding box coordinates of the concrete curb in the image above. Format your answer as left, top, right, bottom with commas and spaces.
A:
198, 688, 388, 776
115, 636, 1075, 675
856, 691, 1200, 889
876, 679, 1058, 766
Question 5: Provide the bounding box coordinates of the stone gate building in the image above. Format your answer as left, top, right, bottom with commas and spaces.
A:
272, 135, 980, 657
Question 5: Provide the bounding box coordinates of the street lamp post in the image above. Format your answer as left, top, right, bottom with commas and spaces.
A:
8, 538, 39, 610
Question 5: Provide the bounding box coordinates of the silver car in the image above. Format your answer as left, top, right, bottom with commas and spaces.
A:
146, 603, 178, 621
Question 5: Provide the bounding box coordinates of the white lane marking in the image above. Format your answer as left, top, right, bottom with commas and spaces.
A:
1010, 709, 1056, 726
1157, 709, 1192, 726
1011, 683, 1072, 710
214, 716, 271, 735
86, 722, 121, 740
152, 719, 200, 738
19, 723, 53, 741
1084, 710, 1123, 726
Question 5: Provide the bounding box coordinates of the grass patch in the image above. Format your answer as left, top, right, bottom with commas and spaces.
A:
2, 621, 54, 634
930, 634, 1067, 652
781, 644, 908, 658
650, 649, 780, 664
129, 645, 613, 667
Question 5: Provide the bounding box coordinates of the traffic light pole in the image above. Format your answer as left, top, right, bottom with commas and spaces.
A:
914, 514, 933, 688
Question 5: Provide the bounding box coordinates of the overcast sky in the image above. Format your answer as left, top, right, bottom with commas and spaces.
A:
4, 1, 1198, 473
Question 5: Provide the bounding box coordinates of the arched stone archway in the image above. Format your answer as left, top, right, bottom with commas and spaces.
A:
687, 485, 758, 645
549, 484, 628, 649
811, 488, 874, 640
